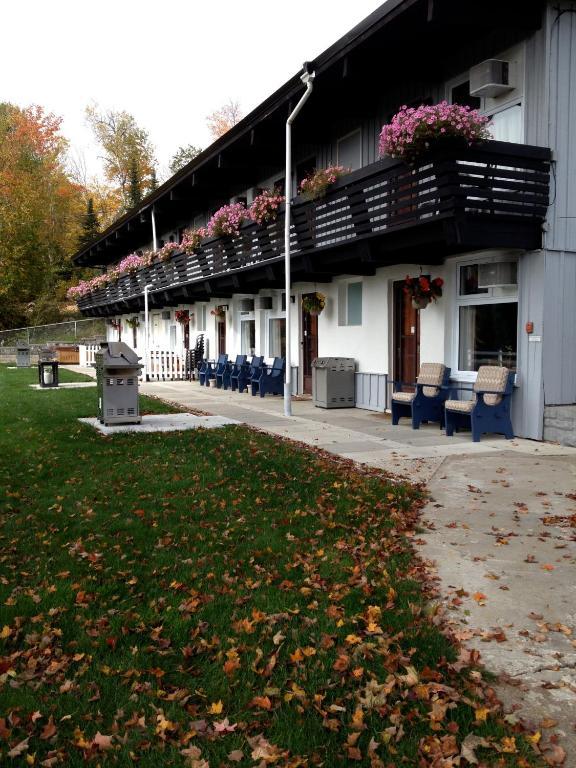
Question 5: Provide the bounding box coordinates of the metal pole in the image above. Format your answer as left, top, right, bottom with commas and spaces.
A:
144, 284, 153, 381
283, 65, 315, 418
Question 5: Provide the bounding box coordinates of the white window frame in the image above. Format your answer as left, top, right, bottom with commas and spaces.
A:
451, 254, 519, 381
336, 128, 362, 171
239, 313, 256, 356
338, 279, 363, 327
267, 315, 286, 358
196, 304, 207, 332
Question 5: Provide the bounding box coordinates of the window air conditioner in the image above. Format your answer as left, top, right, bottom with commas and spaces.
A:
469, 60, 513, 98
477, 262, 517, 288
238, 298, 255, 311
161, 310, 171, 320
256, 297, 273, 310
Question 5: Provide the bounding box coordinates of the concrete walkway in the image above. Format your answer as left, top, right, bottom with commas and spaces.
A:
70, 368, 576, 761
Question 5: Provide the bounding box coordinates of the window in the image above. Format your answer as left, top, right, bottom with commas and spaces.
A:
296, 157, 316, 191
273, 177, 285, 195
197, 305, 206, 332
241, 319, 256, 355
489, 104, 522, 143
450, 81, 481, 110
169, 324, 177, 349
338, 281, 363, 326
456, 261, 518, 372
337, 129, 362, 171
269, 318, 286, 357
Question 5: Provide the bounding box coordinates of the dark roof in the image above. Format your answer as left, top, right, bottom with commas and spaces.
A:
73, 0, 544, 266
72, 0, 417, 265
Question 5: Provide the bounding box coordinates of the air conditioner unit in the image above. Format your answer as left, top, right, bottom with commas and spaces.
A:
238, 298, 255, 312
470, 59, 513, 98
161, 310, 171, 320
256, 296, 273, 310
478, 262, 517, 288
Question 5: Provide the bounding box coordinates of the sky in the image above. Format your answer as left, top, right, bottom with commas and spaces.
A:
2, 0, 383, 182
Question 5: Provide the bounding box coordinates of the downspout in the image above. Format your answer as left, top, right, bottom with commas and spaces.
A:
284, 63, 315, 418
144, 283, 153, 381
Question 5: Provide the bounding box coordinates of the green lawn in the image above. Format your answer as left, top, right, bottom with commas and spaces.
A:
0, 366, 541, 766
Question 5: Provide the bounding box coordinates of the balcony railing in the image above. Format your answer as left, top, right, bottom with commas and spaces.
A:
77, 140, 550, 313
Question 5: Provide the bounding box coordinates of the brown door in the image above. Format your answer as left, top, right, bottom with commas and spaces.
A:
217, 319, 226, 356
393, 281, 420, 388
302, 294, 319, 395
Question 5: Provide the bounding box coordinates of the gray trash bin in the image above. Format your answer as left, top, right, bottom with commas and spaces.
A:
312, 357, 355, 409
16, 343, 30, 368
94, 342, 143, 426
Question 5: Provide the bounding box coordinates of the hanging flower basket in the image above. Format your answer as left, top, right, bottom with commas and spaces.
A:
175, 310, 190, 325
403, 275, 443, 309
301, 292, 326, 315
126, 317, 140, 329
210, 307, 226, 319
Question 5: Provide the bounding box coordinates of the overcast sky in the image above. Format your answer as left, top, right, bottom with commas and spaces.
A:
2, 0, 382, 181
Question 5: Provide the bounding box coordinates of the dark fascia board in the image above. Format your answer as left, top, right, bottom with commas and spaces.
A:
72, 0, 422, 265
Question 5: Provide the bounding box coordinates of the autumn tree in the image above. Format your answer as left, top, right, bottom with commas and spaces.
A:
128, 155, 143, 208
206, 100, 242, 140
169, 144, 202, 175
0, 103, 84, 328
85, 105, 158, 213
78, 198, 100, 247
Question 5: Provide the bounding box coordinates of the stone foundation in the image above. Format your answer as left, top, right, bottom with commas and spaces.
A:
543, 404, 576, 446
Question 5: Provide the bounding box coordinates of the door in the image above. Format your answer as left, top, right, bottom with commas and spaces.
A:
302, 294, 319, 395
217, 319, 226, 356
393, 281, 420, 388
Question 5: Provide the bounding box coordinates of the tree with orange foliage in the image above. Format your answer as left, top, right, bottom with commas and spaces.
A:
0, 103, 84, 328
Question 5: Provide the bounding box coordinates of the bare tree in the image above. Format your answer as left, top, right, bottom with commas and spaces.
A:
206, 100, 242, 140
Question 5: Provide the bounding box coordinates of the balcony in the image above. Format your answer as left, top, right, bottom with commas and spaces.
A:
77, 140, 551, 316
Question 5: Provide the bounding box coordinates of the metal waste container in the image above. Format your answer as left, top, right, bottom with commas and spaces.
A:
94, 342, 143, 425
312, 357, 355, 409
16, 343, 30, 368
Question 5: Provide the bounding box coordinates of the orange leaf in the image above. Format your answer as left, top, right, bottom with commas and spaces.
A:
251, 695, 272, 710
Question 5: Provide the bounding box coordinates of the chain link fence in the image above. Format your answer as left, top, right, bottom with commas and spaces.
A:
0, 318, 106, 347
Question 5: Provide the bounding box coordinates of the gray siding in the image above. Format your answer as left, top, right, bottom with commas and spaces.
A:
524, 4, 576, 410
543, 250, 576, 404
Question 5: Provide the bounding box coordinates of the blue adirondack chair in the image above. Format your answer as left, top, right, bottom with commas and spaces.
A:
251, 357, 285, 397
232, 356, 263, 393
198, 358, 210, 386
445, 365, 514, 442
220, 355, 246, 390
210, 354, 228, 387
391, 363, 451, 429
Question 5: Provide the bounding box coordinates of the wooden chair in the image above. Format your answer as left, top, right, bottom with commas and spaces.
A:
202, 354, 228, 386
445, 365, 514, 442
391, 363, 451, 429
251, 357, 285, 397
220, 355, 246, 390
232, 356, 263, 393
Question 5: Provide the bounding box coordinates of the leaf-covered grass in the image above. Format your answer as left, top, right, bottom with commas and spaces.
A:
0, 366, 542, 766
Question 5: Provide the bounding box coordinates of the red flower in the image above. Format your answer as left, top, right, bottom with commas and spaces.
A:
433, 277, 444, 287
419, 276, 430, 291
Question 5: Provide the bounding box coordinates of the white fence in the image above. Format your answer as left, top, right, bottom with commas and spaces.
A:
79, 344, 100, 367
146, 349, 186, 381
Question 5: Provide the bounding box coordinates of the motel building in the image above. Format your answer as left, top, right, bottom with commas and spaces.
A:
71, 0, 576, 444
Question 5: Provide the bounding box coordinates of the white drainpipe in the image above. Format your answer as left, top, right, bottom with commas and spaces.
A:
284, 63, 315, 418
144, 284, 153, 381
